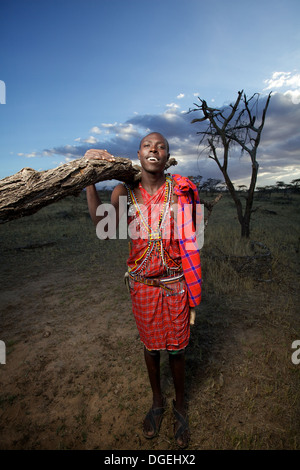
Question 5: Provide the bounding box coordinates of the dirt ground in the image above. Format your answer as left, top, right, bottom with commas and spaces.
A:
0, 194, 299, 450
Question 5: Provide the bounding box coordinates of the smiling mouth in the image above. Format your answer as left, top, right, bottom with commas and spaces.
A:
147, 157, 159, 162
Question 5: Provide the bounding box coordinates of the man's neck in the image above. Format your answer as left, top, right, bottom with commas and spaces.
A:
140, 170, 166, 195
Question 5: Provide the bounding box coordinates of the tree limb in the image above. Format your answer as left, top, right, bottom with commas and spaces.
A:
0, 157, 177, 223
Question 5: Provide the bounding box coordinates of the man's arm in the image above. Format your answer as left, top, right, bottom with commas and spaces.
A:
86, 183, 103, 226
84, 149, 127, 234
84, 149, 116, 226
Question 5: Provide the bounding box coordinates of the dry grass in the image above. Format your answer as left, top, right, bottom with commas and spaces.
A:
187, 192, 300, 449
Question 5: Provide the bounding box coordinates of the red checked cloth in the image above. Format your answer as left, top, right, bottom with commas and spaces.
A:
127, 180, 190, 351
126, 176, 202, 351
129, 277, 190, 351
172, 174, 202, 307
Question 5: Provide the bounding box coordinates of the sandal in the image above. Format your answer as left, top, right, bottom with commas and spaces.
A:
143, 398, 166, 439
172, 399, 190, 448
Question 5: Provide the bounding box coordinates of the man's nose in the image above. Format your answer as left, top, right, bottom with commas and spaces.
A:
150, 145, 158, 152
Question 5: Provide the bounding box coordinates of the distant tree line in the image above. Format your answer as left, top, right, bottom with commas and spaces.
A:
256, 179, 300, 197
189, 177, 300, 197
188, 175, 225, 196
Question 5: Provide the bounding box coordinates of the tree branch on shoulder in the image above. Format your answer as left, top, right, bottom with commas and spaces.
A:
0, 157, 177, 223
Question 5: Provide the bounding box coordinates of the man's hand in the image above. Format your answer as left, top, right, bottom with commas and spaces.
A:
84, 149, 116, 162
190, 308, 196, 325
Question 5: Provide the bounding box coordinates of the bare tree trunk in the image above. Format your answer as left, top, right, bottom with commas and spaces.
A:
0, 157, 178, 224
190, 91, 271, 238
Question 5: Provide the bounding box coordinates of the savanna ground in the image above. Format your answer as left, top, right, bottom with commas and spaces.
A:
0, 189, 299, 451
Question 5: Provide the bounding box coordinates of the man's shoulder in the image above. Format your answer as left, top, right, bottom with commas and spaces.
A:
112, 182, 128, 196
111, 183, 128, 206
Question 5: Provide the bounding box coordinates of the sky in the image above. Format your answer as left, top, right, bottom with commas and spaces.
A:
1, 0, 300, 188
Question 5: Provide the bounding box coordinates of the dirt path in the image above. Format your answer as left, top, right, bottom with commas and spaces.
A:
1, 262, 299, 450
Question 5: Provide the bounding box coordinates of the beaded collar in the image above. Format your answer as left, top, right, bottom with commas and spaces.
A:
124, 176, 181, 275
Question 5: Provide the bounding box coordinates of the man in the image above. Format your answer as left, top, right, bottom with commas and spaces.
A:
84, 132, 201, 448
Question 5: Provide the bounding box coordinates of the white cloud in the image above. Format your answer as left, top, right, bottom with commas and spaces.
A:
116, 123, 140, 141
177, 93, 185, 99
87, 122, 140, 141
23, 151, 39, 158
264, 71, 300, 90
284, 89, 300, 104
42, 150, 53, 157
101, 122, 118, 128
264, 71, 300, 104
89, 126, 102, 134
166, 102, 179, 108
83, 136, 98, 144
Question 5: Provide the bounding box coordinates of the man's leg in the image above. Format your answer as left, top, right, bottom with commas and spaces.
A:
169, 351, 190, 447
144, 347, 164, 407
143, 347, 165, 437
169, 351, 185, 411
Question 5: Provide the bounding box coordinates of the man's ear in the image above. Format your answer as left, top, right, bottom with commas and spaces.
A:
167, 153, 170, 160
137, 150, 141, 161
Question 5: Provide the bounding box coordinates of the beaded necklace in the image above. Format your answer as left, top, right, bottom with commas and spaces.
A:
125, 176, 181, 275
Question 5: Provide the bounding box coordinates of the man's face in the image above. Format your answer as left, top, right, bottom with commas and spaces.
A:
138, 133, 169, 173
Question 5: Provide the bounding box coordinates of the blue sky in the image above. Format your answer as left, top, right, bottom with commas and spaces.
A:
1, 0, 300, 187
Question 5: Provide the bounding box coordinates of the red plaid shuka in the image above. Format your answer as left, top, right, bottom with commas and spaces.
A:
125, 175, 202, 351
172, 174, 202, 307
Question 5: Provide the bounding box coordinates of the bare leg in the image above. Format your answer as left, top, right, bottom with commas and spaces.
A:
143, 347, 165, 437
169, 352, 185, 411
169, 351, 190, 447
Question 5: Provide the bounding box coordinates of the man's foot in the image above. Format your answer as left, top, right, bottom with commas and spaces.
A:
172, 400, 190, 448
143, 398, 166, 439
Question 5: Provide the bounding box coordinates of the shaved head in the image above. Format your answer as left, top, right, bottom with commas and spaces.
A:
139, 132, 169, 154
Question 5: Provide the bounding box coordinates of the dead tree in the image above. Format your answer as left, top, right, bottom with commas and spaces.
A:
190, 90, 272, 237
0, 157, 177, 224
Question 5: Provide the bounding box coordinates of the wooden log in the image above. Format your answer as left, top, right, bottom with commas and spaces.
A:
0, 157, 177, 223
